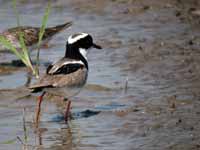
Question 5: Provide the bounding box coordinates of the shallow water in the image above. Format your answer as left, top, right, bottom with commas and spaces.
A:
0, 0, 200, 150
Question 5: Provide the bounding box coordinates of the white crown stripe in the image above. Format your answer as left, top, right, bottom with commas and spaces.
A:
68, 33, 88, 44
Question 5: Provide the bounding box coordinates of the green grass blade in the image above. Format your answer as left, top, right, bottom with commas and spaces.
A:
0, 35, 37, 77
0, 35, 26, 66
19, 32, 32, 65
36, 2, 51, 75
38, 2, 51, 47
19, 32, 29, 59
0, 35, 21, 59
18, 33, 36, 74
12, 0, 20, 27
3, 0, 50, 78
10, 0, 38, 77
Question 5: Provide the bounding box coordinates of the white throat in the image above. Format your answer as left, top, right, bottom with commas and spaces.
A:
79, 48, 87, 60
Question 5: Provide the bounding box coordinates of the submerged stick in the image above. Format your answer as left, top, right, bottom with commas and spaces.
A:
124, 77, 129, 94
23, 108, 28, 143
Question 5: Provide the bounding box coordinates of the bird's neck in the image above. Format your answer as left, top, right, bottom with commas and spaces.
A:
65, 44, 88, 69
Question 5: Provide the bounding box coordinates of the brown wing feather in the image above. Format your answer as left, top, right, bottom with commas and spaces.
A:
29, 67, 87, 92
4, 21, 72, 46
43, 21, 72, 39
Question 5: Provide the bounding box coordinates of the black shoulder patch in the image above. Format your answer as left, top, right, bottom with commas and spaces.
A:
48, 63, 84, 75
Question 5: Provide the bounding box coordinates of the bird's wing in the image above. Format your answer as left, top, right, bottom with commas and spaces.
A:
4, 26, 39, 46
43, 21, 72, 38
4, 21, 72, 46
46, 58, 85, 75
29, 58, 86, 92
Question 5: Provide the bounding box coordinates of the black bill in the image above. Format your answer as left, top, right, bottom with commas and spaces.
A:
93, 43, 102, 49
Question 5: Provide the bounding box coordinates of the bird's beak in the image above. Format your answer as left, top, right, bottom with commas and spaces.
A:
93, 43, 102, 49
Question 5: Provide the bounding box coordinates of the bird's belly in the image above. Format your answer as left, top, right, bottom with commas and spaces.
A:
46, 86, 83, 98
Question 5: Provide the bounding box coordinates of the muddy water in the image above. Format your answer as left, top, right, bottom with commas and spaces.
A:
1, 0, 200, 150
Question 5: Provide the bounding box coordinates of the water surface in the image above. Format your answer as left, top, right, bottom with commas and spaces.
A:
0, 0, 200, 150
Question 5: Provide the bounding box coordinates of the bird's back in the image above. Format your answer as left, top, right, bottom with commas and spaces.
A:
29, 57, 88, 95
2, 21, 72, 47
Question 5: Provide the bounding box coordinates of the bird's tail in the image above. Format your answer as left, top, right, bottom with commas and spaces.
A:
49, 21, 72, 31
45, 21, 73, 36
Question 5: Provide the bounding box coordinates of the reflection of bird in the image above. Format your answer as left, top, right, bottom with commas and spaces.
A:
29, 33, 102, 124
0, 21, 72, 51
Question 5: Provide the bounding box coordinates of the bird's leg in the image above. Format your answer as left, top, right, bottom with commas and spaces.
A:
64, 100, 71, 122
35, 91, 46, 127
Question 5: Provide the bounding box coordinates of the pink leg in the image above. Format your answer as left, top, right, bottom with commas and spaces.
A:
64, 100, 71, 122
35, 91, 46, 126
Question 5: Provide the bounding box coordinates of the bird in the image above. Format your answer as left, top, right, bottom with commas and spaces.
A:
0, 21, 72, 52
29, 32, 102, 124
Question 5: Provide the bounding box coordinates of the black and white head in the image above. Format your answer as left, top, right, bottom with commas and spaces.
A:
65, 33, 101, 66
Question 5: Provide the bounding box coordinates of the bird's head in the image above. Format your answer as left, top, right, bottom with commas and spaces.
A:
66, 33, 102, 59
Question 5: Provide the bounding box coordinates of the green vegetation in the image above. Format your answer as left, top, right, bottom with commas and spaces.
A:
36, 2, 51, 76
0, 0, 51, 78
0, 35, 37, 76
